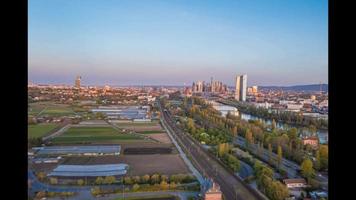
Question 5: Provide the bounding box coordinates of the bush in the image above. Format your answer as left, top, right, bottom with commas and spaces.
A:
150, 174, 161, 184
124, 177, 133, 185
132, 183, 140, 191
77, 179, 84, 186
95, 177, 104, 185
103, 176, 116, 185
49, 177, 58, 185
141, 174, 150, 183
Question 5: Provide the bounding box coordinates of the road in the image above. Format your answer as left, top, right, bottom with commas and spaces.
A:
159, 100, 266, 200
42, 122, 71, 141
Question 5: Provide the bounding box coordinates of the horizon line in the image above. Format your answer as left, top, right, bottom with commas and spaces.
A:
28, 81, 328, 88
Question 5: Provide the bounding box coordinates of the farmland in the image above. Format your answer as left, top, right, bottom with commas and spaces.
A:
28, 102, 79, 117
28, 123, 58, 138
145, 133, 172, 144
62, 154, 191, 176
136, 130, 166, 134
51, 126, 145, 144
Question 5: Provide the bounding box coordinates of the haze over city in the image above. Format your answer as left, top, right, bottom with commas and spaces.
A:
29, 0, 327, 86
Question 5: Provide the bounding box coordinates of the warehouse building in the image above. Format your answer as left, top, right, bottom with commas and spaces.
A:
33, 145, 121, 156
91, 106, 149, 120
48, 164, 129, 177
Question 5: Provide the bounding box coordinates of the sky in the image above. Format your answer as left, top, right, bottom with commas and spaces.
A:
29, 0, 328, 86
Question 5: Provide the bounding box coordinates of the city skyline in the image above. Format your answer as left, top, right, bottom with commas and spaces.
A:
29, 0, 328, 86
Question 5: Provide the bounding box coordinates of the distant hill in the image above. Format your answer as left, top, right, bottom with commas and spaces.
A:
260, 84, 328, 92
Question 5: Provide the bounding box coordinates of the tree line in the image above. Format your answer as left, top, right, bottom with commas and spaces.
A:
227, 100, 328, 130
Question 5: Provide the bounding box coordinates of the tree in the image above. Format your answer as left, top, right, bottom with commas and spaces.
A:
309, 125, 317, 136
277, 145, 283, 169
226, 154, 240, 172
91, 187, 101, 196
218, 143, 229, 157
132, 183, 140, 192
161, 175, 169, 182
301, 158, 314, 181
50, 177, 58, 185
319, 145, 328, 170
170, 182, 177, 190
160, 180, 169, 190
141, 174, 150, 183
232, 126, 238, 137
269, 180, 290, 200
95, 177, 104, 185
104, 176, 116, 184
271, 119, 277, 130
187, 118, 196, 134
315, 150, 321, 170
151, 174, 161, 184
268, 143, 273, 165
132, 176, 141, 184
124, 177, 133, 185
77, 179, 84, 186
245, 129, 253, 147
288, 128, 298, 141
37, 172, 46, 181
95, 112, 105, 119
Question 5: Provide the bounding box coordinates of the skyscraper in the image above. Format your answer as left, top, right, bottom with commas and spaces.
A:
196, 81, 204, 93
75, 76, 81, 88
252, 86, 258, 94
235, 74, 247, 101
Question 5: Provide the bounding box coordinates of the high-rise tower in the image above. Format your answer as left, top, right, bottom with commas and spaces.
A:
235, 74, 247, 101
75, 76, 81, 88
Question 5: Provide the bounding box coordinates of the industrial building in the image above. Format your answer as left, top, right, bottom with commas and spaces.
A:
33, 145, 121, 156
48, 164, 129, 177
91, 106, 149, 120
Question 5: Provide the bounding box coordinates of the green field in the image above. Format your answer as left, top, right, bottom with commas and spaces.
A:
41, 107, 75, 116
28, 123, 58, 138
52, 127, 143, 144
28, 102, 76, 117
28, 103, 47, 116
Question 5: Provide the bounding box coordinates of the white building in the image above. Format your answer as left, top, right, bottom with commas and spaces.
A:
286, 103, 303, 111
254, 102, 271, 109
283, 178, 307, 188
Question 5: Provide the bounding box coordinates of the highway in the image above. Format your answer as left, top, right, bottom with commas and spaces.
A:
159, 100, 266, 200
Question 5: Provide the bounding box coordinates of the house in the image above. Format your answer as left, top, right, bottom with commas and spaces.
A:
302, 137, 319, 149
302, 103, 313, 112
283, 178, 307, 188
204, 182, 222, 200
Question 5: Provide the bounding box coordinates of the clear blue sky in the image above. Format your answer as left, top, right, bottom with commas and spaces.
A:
29, 0, 328, 86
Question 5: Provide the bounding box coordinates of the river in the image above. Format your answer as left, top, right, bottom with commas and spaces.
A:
211, 102, 328, 144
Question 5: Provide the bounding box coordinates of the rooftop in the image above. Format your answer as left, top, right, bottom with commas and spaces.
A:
33, 145, 121, 155
283, 178, 307, 184
48, 164, 129, 177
